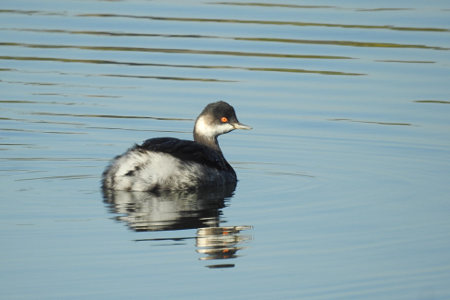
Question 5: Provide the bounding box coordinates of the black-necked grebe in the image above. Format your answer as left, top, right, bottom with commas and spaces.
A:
102, 101, 252, 191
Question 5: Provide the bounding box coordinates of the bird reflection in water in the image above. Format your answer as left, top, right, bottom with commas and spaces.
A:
197, 225, 252, 268
103, 184, 252, 268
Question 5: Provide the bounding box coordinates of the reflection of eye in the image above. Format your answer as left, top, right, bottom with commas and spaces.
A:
221, 117, 228, 123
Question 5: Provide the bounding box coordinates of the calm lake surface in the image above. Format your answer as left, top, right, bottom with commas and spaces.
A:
1, 0, 450, 299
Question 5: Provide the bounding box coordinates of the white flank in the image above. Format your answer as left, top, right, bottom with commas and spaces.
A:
104, 150, 220, 191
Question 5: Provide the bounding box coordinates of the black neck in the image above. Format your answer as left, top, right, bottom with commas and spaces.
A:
194, 132, 221, 152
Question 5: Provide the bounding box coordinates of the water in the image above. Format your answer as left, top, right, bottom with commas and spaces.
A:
1, 0, 450, 299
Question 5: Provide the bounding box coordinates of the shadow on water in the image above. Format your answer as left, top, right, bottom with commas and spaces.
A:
102, 184, 252, 268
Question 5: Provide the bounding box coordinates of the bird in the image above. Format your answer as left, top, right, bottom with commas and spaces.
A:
102, 101, 252, 192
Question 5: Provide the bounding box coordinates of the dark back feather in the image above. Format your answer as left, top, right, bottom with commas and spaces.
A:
138, 137, 234, 172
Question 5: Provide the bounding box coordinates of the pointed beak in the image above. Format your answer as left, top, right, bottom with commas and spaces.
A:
232, 122, 252, 130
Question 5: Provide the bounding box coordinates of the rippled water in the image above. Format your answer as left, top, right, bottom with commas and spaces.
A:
1, 1, 450, 299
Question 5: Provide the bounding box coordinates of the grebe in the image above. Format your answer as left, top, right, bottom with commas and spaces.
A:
102, 101, 251, 191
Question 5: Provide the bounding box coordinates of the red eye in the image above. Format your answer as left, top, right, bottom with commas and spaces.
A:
221, 117, 228, 123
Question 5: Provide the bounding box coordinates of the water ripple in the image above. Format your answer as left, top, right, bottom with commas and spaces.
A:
414, 100, 450, 104
212, 2, 417, 12
29, 111, 191, 121
0, 55, 363, 77
0, 42, 352, 59
2, 8, 448, 32
330, 118, 413, 126
3, 28, 446, 50
77, 13, 450, 32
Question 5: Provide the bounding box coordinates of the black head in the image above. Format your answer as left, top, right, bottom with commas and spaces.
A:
193, 101, 252, 149
202, 101, 239, 125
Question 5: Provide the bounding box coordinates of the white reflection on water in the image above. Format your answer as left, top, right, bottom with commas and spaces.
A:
103, 185, 252, 268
